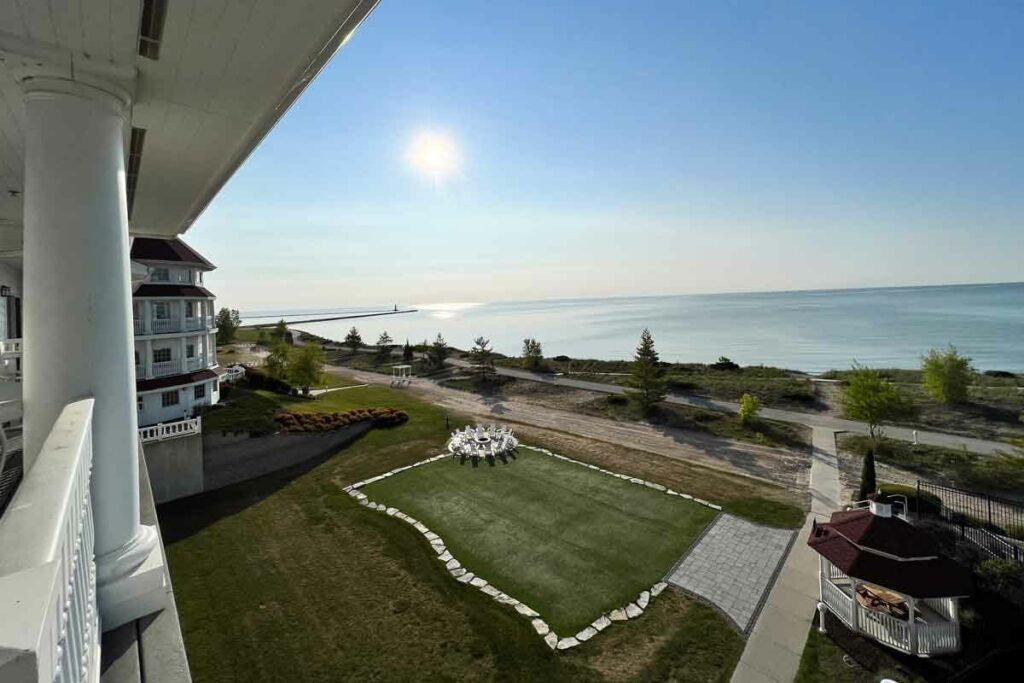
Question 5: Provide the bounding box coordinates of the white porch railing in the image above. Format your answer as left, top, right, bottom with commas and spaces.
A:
222, 366, 245, 383
820, 575, 856, 629
152, 359, 180, 377
151, 318, 179, 334
185, 356, 207, 372
184, 318, 203, 331
857, 603, 910, 653
1, 338, 23, 357
139, 417, 201, 444
0, 399, 99, 683
133, 318, 144, 334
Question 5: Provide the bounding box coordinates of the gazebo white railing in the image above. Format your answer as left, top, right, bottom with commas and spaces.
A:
817, 556, 961, 656
139, 417, 202, 444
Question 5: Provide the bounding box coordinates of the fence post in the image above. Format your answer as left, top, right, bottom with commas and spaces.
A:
916, 480, 922, 523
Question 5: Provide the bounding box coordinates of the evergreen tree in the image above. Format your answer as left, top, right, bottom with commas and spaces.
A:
628, 329, 666, 413
858, 447, 877, 500
522, 338, 544, 371
271, 319, 289, 343
402, 339, 414, 362
430, 333, 449, 368
470, 337, 495, 382
376, 331, 394, 361
344, 327, 362, 354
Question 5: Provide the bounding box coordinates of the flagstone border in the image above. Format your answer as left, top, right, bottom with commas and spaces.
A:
344, 445, 722, 651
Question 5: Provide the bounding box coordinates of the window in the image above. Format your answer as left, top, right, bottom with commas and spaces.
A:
138, 0, 168, 60
153, 301, 170, 319
186, 343, 195, 358
161, 390, 179, 407
137, 396, 144, 411
153, 347, 171, 363
213, 380, 219, 393
186, 301, 195, 318
134, 350, 140, 365
194, 384, 206, 400
151, 267, 169, 282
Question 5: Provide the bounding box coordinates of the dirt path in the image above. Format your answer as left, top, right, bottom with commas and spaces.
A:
330, 366, 810, 488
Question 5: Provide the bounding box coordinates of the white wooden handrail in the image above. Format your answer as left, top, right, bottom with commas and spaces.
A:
0, 399, 99, 683
139, 417, 202, 444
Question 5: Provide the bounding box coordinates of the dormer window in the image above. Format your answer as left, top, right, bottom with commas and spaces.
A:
151, 267, 169, 282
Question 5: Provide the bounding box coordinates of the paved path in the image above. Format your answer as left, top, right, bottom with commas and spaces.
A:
666, 514, 794, 633
730, 428, 841, 683
447, 359, 1009, 455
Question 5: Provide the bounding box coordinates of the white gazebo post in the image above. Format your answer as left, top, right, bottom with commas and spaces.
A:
907, 596, 918, 655
22, 76, 166, 630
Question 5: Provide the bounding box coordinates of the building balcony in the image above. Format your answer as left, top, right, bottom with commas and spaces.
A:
134, 318, 144, 334
150, 318, 180, 334
184, 317, 204, 331
184, 356, 208, 372
151, 359, 181, 378
0, 339, 22, 358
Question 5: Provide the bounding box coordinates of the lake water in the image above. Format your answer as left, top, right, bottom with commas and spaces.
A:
241, 282, 1024, 373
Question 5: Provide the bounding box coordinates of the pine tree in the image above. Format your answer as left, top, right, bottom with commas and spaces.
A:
470, 337, 495, 382
376, 331, 394, 361
858, 447, 877, 500
628, 328, 666, 414
344, 327, 362, 354
430, 333, 449, 368
402, 339, 414, 362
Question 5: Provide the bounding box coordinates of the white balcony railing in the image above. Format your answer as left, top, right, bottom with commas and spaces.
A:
151, 359, 180, 377
139, 416, 201, 444
222, 366, 246, 383
185, 356, 206, 372
0, 399, 99, 683
151, 318, 179, 334
184, 318, 203, 331
133, 318, 144, 334
0, 338, 22, 357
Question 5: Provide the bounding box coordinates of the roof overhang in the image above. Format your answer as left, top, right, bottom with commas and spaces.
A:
0, 0, 380, 253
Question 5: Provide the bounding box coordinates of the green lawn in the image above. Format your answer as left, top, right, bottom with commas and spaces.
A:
163, 379, 744, 681
362, 447, 717, 634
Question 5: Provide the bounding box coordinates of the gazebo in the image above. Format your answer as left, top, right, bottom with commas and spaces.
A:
809, 494, 972, 657
391, 364, 412, 387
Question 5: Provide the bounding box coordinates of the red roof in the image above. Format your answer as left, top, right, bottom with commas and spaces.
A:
826, 508, 939, 559
131, 237, 215, 269
808, 515, 972, 599
137, 369, 219, 393
134, 284, 215, 298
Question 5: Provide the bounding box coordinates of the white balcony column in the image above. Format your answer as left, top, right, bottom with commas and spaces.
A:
179, 337, 188, 371
143, 299, 152, 334
178, 299, 187, 331
144, 339, 153, 379
21, 76, 166, 631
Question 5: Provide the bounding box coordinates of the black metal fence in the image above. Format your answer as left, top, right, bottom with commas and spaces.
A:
917, 481, 1024, 564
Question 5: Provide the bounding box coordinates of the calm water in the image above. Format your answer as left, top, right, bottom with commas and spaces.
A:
242, 283, 1024, 373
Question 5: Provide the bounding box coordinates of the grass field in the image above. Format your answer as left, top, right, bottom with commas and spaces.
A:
362, 447, 717, 634
162, 377, 745, 681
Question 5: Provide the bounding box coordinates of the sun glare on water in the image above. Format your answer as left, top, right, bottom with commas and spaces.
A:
406, 130, 459, 184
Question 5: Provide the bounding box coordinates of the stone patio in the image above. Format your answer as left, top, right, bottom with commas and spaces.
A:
665, 513, 794, 632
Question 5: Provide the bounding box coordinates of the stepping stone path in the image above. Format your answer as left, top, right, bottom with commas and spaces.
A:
665, 513, 793, 632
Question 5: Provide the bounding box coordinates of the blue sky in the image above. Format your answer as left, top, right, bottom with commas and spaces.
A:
189, 0, 1024, 310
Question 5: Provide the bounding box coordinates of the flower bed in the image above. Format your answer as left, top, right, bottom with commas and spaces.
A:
274, 407, 409, 432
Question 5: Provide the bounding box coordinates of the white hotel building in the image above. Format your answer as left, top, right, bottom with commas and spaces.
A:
0, 1, 379, 682
131, 237, 222, 428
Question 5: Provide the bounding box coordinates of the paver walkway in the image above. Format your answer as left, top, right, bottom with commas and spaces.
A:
730, 427, 841, 683
666, 514, 794, 632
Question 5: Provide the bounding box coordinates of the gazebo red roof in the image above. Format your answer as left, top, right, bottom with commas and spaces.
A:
808, 510, 972, 599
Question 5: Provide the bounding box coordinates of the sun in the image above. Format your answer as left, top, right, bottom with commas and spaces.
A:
406, 130, 459, 183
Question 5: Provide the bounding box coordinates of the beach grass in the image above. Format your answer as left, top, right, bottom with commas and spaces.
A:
161, 379, 743, 682
362, 447, 717, 634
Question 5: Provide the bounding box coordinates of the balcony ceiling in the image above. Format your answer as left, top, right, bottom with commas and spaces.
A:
0, 0, 379, 253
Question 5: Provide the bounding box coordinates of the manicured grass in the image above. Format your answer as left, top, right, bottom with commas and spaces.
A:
363, 447, 716, 634
162, 381, 744, 681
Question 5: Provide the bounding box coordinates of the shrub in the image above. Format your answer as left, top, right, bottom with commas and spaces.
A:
711, 356, 740, 371
244, 368, 294, 395
738, 393, 760, 424
921, 345, 974, 405
552, 355, 571, 362
606, 394, 628, 406
984, 370, 1017, 379
273, 407, 409, 432
876, 483, 941, 516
